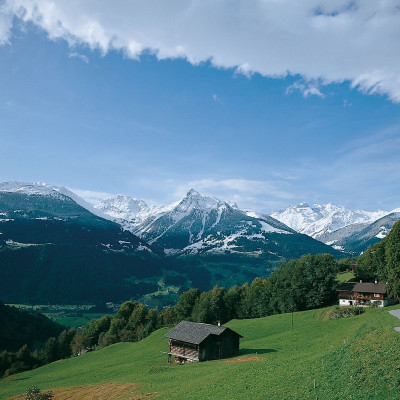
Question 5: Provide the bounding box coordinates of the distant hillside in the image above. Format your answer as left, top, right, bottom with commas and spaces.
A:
0, 301, 63, 352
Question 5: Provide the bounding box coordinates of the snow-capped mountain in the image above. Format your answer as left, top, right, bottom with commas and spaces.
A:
95, 189, 340, 259
318, 211, 400, 254
0, 181, 105, 218
94, 194, 176, 232
270, 203, 388, 240
118, 188, 294, 255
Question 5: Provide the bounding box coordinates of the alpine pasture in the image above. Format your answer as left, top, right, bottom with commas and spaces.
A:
1, 305, 400, 400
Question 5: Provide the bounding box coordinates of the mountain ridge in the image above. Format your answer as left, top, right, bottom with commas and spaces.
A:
95, 189, 399, 255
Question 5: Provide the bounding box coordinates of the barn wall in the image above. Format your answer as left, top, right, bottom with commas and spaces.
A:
170, 340, 199, 361
199, 331, 240, 361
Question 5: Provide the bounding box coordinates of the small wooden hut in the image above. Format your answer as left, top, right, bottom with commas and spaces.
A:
164, 321, 243, 363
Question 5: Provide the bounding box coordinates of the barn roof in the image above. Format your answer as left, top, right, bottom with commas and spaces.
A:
353, 282, 386, 294
164, 321, 243, 345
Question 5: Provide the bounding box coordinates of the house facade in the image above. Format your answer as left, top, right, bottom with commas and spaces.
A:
164, 320, 243, 363
337, 281, 392, 307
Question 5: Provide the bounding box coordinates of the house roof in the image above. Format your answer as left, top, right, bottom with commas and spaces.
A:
337, 282, 357, 292
164, 320, 243, 345
352, 282, 386, 294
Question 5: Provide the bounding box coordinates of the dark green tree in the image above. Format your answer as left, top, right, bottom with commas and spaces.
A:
82, 315, 111, 347
384, 220, 400, 298
40, 338, 59, 364
223, 285, 243, 320
174, 288, 201, 321
57, 329, 76, 359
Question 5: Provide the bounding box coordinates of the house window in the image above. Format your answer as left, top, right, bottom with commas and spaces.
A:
374, 294, 380, 298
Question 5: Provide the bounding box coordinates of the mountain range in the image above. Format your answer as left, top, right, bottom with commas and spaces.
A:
270, 202, 399, 253
1, 181, 399, 305
95, 191, 399, 255
94, 188, 340, 259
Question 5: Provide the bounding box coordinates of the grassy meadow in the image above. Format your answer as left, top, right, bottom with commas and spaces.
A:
1, 305, 400, 400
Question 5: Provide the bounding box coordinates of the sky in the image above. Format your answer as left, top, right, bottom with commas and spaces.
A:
0, 0, 400, 213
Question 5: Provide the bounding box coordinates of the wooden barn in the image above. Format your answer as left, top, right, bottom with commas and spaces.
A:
164, 321, 243, 363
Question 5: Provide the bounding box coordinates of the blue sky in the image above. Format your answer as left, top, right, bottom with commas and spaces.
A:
0, 1, 400, 212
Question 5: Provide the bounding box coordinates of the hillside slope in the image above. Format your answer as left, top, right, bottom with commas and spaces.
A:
1, 306, 400, 400
0, 302, 63, 352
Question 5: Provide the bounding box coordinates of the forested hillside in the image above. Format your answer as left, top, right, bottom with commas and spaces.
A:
0, 302, 63, 352
356, 219, 400, 297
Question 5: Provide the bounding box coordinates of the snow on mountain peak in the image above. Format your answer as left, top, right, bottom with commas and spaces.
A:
0, 181, 105, 217
271, 202, 389, 239
94, 194, 172, 229
181, 188, 224, 210
0, 181, 61, 196
296, 202, 310, 209
95, 195, 148, 217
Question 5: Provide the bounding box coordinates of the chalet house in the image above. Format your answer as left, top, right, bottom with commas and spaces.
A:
164, 320, 243, 363
337, 281, 392, 307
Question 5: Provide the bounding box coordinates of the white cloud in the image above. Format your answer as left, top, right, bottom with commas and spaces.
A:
286, 80, 325, 98
0, 3, 13, 44
69, 188, 115, 205
1, 1, 400, 101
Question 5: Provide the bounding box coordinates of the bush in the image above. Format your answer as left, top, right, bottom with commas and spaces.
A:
329, 306, 362, 319
25, 386, 54, 400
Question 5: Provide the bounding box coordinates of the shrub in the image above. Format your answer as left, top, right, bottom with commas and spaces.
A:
329, 306, 362, 319
25, 386, 54, 400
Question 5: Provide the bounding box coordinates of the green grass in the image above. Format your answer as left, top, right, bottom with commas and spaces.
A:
1, 305, 400, 400
43, 312, 110, 328
7, 304, 114, 329
337, 271, 356, 282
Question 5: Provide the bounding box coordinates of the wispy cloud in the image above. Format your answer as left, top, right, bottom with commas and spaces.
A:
290, 126, 400, 209
212, 93, 223, 104
2, 1, 400, 101
68, 51, 89, 63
